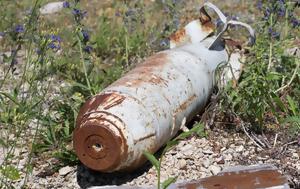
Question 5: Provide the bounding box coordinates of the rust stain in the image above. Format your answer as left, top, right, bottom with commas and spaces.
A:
179, 170, 287, 189
76, 93, 125, 128
174, 94, 197, 114
149, 75, 168, 86
199, 7, 211, 24
73, 110, 129, 172
199, 6, 215, 34
162, 93, 171, 105
169, 28, 189, 44
202, 21, 215, 33
102, 93, 125, 110
135, 52, 168, 69
111, 53, 169, 87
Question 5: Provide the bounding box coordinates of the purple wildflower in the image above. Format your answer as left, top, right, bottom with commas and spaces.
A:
257, 0, 263, 10
264, 8, 271, 20
268, 27, 280, 39
83, 45, 93, 53
63, 1, 70, 8
72, 8, 87, 19
291, 17, 300, 28
81, 30, 89, 42
72, 8, 80, 15
278, 6, 285, 17
48, 42, 60, 50
49, 34, 61, 42
15, 25, 24, 33
0, 32, 5, 37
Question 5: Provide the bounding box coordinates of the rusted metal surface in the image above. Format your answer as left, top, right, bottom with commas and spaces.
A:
177, 165, 289, 189
73, 2, 256, 172
87, 165, 290, 189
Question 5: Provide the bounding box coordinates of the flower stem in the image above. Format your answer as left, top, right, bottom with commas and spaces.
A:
267, 14, 273, 71
77, 34, 92, 95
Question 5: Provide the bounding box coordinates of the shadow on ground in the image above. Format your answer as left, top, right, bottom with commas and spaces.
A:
76, 162, 153, 189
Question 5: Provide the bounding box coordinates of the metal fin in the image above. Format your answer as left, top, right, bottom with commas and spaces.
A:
200, 2, 256, 50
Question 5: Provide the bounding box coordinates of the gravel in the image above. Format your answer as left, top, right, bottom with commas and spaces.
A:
14, 128, 299, 189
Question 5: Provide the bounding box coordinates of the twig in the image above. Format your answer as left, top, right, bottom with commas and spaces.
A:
241, 121, 264, 150
262, 132, 271, 148
283, 140, 298, 147
251, 133, 267, 148
275, 59, 299, 93
273, 133, 278, 147
267, 14, 273, 71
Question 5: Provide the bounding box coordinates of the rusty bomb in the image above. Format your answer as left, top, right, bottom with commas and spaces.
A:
73, 2, 255, 172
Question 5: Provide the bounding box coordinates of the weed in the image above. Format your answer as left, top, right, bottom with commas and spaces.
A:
0, 0, 184, 187
143, 122, 207, 189
220, 0, 299, 134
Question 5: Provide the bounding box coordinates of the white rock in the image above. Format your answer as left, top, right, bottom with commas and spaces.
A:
236, 145, 244, 152
40, 2, 64, 15
203, 149, 214, 155
292, 153, 299, 159
209, 165, 221, 175
178, 159, 187, 169
243, 151, 249, 157
202, 159, 210, 168
59, 166, 73, 176
224, 153, 233, 161
181, 144, 194, 156
181, 144, 193, 151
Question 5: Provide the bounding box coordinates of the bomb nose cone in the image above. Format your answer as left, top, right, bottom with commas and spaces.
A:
73, 113, 127, 172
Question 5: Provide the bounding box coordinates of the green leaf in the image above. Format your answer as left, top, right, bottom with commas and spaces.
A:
162, 140, 179, 154
143, 151, 159, 170
284, 116, 300, 126
176, 122, 206, 140
161, 176, 177, 189
0, 165, 21, 181
271, 93, 286, 112
0, 91, 20, 105
286, 96, 298, 116
70, 81, 90, 91
63, 120, 70, 137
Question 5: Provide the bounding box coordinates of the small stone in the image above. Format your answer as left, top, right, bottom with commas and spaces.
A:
224, 154, 233, 161
40, 2, 64, 15
59, 166, 73, 176
202, 159, 210, 168
178, 159, 187, 169
203, 149, 214, 155
243, 151, 250, 157
216, 157, 225, 164
182, 144, 194, 156
209, 165, 221, 175
236, 145, 244, 152
181, 144, 193, 151
292, 153, 299, 159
